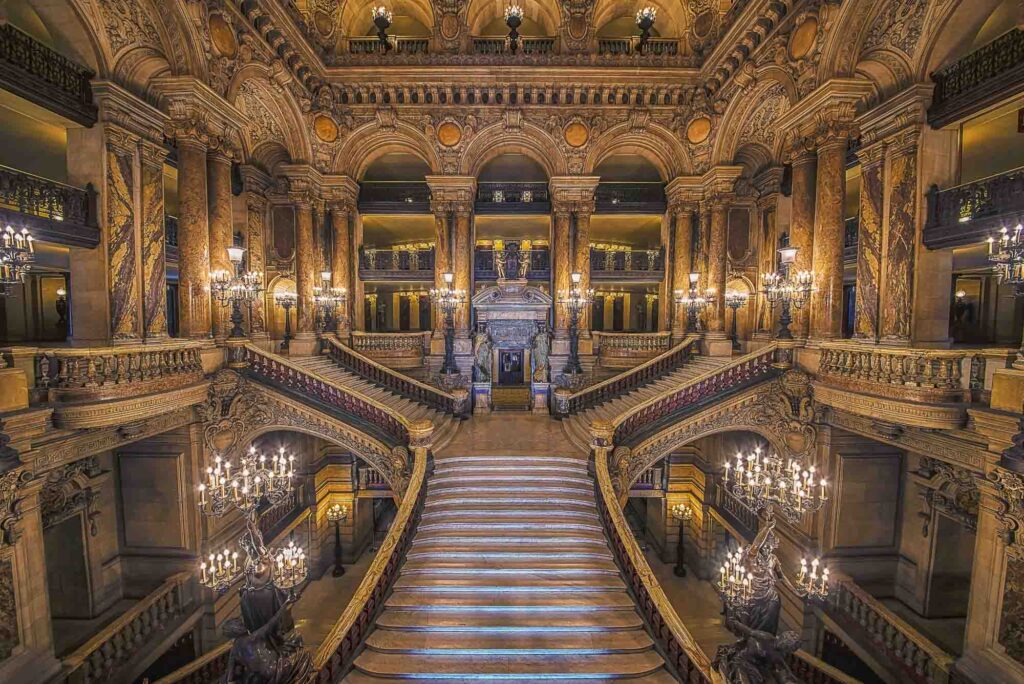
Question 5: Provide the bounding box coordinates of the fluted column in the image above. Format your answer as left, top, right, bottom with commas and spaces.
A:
175, 138, 211, 339
789, 150, 817, 339
293, 193, 317, 337
880, 129, 919, 344
139, 141, 168, 340
208, 148, 234, 341
330, 201, 353, 336
670, 203, 696, 338
853, 141, 886, 342
552, 204, 572, 335
810, 136, 849, 341
452, 202, 473, 334
706, 197, 730, 337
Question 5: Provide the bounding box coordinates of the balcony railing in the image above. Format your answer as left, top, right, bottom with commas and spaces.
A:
474, 245, 551, 280
347, 36, 430, 55
358, 464, 390, 490
817, 342, 968, 405
0, 23, 96, 126
713, 482, 759, 542
924, 167, 1024, 248
0, 164, 99, 247
593, 331, 671, 369
358, 181, 431, 213
844, 217, 858, 261
595, 182, 666, 213
165, 215, 179, 262
597, 38, 679, 56
475, 182, 550, 213
359, 246, 434, 280
471, 37, 556, 55
349, 331, 430, 370
930, 28, 1024, 128
591, 247, 664, 280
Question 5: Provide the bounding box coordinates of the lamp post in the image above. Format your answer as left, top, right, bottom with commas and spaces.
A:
560, 271, 593, 375
430, 271, 465, 376
313, 270, 347, 348
760, 247, 814, 340
274, 291, 297, 351
505, 5, 523, 54
0, 225, 33, 297
674, 272, 714, 333
724, 290, 749, 351
671, 502, 692, 577
325, 503, 349, 577
211, 247, 264, 339
635, 7, 657, 54
371, 6, 393, 52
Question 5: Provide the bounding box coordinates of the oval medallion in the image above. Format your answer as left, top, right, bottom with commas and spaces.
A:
693, 10, 714, 39
788, 16, 818, 60
441, 14, 460, 40
313, 10, 335, 37
563, 122, 589, 148
314, 114, 339, 143
209, 14, 238, 59
686, 117, 712, 145
437, 122, 462, 147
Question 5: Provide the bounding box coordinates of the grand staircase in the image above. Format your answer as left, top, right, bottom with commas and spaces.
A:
344, 453, 678, 682
562, 355, 730, 451
290, 354, 462, 450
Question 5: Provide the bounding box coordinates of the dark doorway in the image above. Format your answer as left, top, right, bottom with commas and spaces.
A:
651, 299, 659, 331
498, 350, 524, 386
399, 296, 411, 331
612, 297, 625, 331
592, 296, 605, 331
843, 283, 856, 338
419, 296, 431, 330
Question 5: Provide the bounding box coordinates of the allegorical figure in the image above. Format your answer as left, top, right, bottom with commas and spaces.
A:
472, 331, 493, 382
224, 579, 311, 684
531, 329, 551, 382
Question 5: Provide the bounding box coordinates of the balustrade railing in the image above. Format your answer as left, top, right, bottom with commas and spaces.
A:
712, 481, 759, 541
471, 37, 556, 55
258, 489, 300, 538
474, 245, 551, 279
597, 37, 679, 56
347, 36, 430, 54
0, 164, 99, 247
62, 571, 195, 684
612, 346, 778, 446
787, 650, 862, 684
326, 337, 468, 416
817, 342, 968, 404
0, 23, 96, 126
241, 344, 411, 446
594, 331, 671, 369
827, 578, 955, 684
34, 341, 205, 402
555, 335, 699, 415
357, 181, 431, 212
359, 246, 435, 276
349, 331, 430, 369
924, 166, 1024, 248
475, 182, 550, 212
930, 28, 1024, 127
591, 247, 664, 277
358, 464, 389, 490
595, 182, 667, 212
630, 465, 662, 491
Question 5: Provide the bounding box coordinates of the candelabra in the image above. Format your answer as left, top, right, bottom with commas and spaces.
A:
675, 272, 714, 332
560, 272, 593, 375
0, 225, 33, 297
989, 224, 1024, 292
724, 290, 749, 351
430, 272, 465, 376
313, 270, 347, 339
196, 444, 305, 596
635, 7, 657, 53
671, 503, 692, 577
326, 503, 349, 577
797, 556, 830, 601
55, 287, 68, 328
761, 247, 814, 340
371, 6, 393, 51
505, 5, 523, 54
722, 445, 828, 522
274, 291, 297, 352
210, 247, 264, 338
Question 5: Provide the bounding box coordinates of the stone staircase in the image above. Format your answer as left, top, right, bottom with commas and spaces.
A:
289, 355, 461, 451
344, 453, 677, 683
562, 355, 731, 451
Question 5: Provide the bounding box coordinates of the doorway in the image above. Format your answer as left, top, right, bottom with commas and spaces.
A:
498, 349, 524, 386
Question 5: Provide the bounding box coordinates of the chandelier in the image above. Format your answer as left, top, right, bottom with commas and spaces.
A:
211, 247, 264, 338
674, 272, 714, 330
797, 556, 830, 601
371, 6, 393, 51
504, 4, 524, 54
0, 225, 33, 296
988, 224, 1024, 293
635, 6, 657, 53
722, 445, 828, 523
761, 246, 814, 339
313, 270, 347, 336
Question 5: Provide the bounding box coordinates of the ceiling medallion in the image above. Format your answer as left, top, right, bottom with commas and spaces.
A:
788, 16, 818, 60
563, 122, 589, 148
208, 14, 238, 59
313, 10, 334, 37
686, 117, 712, 144
314, 114, 340, 143
437, 122, 463, 147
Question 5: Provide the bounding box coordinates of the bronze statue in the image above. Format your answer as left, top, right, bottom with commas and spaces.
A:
223, 584, 311, 684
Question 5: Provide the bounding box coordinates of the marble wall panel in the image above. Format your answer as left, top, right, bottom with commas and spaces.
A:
106, 144, 139, 341
854, 159, 884, 340
881, 148, 918, 342
140, 153, 167, 339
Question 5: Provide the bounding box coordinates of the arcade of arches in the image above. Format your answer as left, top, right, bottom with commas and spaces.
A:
4, 0, 1024, 683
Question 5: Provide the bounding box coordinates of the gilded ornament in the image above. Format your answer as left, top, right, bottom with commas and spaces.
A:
788, 16, 818, 60
686, 117, 712, 144
209, 14, 238, 59
437, 122, 463, 147
314, 114, 340, 143
563, 122, 589, 148
440, 14, 460, 41
693, 10, 715, 39
313, 10, 335, 37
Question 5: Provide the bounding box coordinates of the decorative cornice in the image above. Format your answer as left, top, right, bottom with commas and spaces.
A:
857, 83, 933, 148
93, 81, 167, 146
813, 382, 966, 431
425, 175, 477, 204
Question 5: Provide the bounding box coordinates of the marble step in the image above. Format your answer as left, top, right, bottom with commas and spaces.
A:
427, 482, 594, 496
420, 501, 598, 515
429, 473, 593, 486
385, 589, 635, 611
373, 608, 644, 632
433, 455, 585, 467
344, 671, 678, 684
432, 465, 588, 476
411, 531, 609, 546
363, 628, 653, 655
424, 490, 596, 504
399, 558, 621, 575
417, 518, 604, 532
405, 548, 614, 562
393, 574, 625, 592
351, 650, 668, 680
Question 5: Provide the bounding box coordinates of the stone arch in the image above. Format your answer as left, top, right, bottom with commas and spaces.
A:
227, 66, 312, 166
712, 77, 794, 166
338, 0, 435, 38
465, 0, 560, 35
336, 125, 441, 179
915, 0, 1008, 80
460, 123, 566, 177
12, 0, 105, 73
585, 126, 688, 180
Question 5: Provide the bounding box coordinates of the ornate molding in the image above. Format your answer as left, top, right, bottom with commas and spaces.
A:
0, 467, 33, 548
912, 456, 979, 536
39, 456, 102, 532
990, 467, 1024, 556
813, 382, 966, 431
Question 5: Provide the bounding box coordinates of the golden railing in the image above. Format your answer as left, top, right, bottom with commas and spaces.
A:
593, 331, 672, 369
816, 342, 969, 403
349, 330, 431, 369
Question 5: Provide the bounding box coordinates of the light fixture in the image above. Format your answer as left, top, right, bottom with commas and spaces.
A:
326, 502, 349, 577
761, 246, 814, 339
274, 291, 298, 351
210, 247, 264, 338
560, 271, 593, 375
635, 7, 657, 53
372, 6, 393, 52
797, 556, 830, 601
988, 224, 1024, 293
430, 271, 466, 376
674, 271, 714, 332
505, 5, 524, 54
671, 503, 692, 577
313, 270, 348, 341
0, 225, 33, 297
724, 289, 749, 350
722, 445, 828, 523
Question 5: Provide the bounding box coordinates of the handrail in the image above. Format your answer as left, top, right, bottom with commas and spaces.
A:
786, 650, 863, 684
312, 448, 428, 679
63, 570, 195, 682
241, 344, 412, 447
554, 334, 700, 415
611, 345, 778, 446
828, 576, 954, 684
816, 341, 968, 403
325, 337, 468, 417
593, 447, 720, 684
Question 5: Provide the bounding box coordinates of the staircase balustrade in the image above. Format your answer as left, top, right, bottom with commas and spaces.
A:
712, 481, 759, 541
0, 164, 99, 247
817, 342, 969, 404
349, 331, 430, 369
62, 571, 196, 684
358, 246, 435, 277
555, 334, 700, 415
826, 578, 955, 684
34, 341, 205, 402
593, 331, 671, 368
786, 650, 863, 684
325, 337, 468, 416
612, 346, 778, 446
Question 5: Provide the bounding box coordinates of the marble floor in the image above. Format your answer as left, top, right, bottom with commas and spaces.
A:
293, 551, 375, 650
439, 412, 586, 457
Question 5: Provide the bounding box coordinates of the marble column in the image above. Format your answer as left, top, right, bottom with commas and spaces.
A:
294, 196, 317, 337
244, 190, 269, 340
139, 141, 168, 340
853, 142, 886, 342
208, 150, 233, 342
452, 203, 473, 334
810, 138, 848, 341
431, 201, 451, 333
105, 128, 142, 342
706, 197, 729, 337
574, 205, 594, 332
753, 197, 778, 338
176, 138, 211, 339
330, 202, 353, 336
789, 151, 817, 339
659, 210, 673, 333
552, 205, 572, 335
880, 130, 919, 345
670, 203, 696, 338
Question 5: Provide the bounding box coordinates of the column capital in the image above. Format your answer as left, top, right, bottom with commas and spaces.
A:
279, 164, 323, 207
855, 139, 888, 168
665, 175, 702, 211
139, 139, 169, 169
240, 164, 273, 195
548, 176, 600, 205
700, 166, 743, 199
857, 83, 932, 148
154, 76, 245, 153
752, 166, 785, 198
426, 175, 477, 202
322, 175, 360, 208
778, 77, 873, 148
94, 80, 167, 147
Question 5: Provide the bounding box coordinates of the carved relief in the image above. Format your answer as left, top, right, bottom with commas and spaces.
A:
106, 137, 140, 341
237, 80, 284, 150
0, 468, 32, 548
40, 457, 102, 533
0, 560, 16, 663
738, 84, 787, 151
912, 457, 979, 536
862, 0, 927, 58
99, 0, 162, 56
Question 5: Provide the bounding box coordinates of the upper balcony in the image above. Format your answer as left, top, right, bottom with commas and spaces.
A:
924, 166, 1024, 249
591, 246, 664, 281
930, 28, 1024, 128
474, 244, 551, 281
359, 245, 435, 281
0, 164, 99, 248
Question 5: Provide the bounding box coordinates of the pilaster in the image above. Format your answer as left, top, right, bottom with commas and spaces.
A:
280, 165, 324, 353
241, 166, 273, 343
666, 176, 703, 342
700, 167, 742, 356
323, 176, 359, 338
